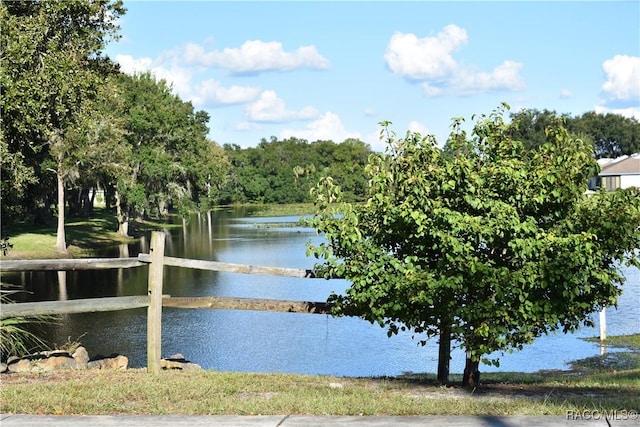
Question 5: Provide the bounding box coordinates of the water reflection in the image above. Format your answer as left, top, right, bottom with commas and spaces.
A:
57, 271, 67, 301
2, 208, 639, 377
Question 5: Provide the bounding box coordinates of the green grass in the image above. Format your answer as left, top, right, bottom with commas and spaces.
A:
1, 368, 638, 416
583, 334, 640, 350
2, 207, 150, 259
571, 334, 640, 374
237, 203, 315, 217
3, 333, 640, 416
570, 352, 640, 373
2, 204, 314, 259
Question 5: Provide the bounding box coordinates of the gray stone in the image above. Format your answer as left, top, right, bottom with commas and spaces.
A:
40, 350, 71, 358
73, 346, 90, 366
87, 355, 128, 370
160, 354, 202, 370
7, 358, 34, 373
38, 355, 80, 371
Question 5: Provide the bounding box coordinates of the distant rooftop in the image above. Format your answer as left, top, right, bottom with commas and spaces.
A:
599, 153, 640, 175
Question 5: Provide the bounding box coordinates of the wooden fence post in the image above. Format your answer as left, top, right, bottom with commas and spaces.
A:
147, 231, 165, 374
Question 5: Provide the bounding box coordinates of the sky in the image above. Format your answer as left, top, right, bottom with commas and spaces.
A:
105, 1, 640, 152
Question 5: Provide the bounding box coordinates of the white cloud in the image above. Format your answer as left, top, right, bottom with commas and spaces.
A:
407, 121, 431, 136
594, 105, 640, 121
235, 121, 264, 131
115, 54, 193, 99
559, 89, 573, 99
192, 79, 261, 106
601, 55, 640, 102
116, 54, 153, 74
384, 25, 467, 80
116, 53, 264, 108
452, 60, 525, 94
384, 25, 525, 96
245, 91, 318, 122
280, 112, 360, 142
363, 127, 385, 152
184, 40, 331, 73
421, 82, 444, 97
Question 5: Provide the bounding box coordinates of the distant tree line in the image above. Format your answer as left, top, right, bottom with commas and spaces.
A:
508, 109, 640, 159
220, 137, 370, 205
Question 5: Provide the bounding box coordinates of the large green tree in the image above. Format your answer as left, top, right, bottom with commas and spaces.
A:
509, 109, 640, 158
508, 109, 574, 151
221, 137, 370, 204
309, 104, 640, 387
570, 111, 640, 158
114, 72, 229, 235
64, 76, 130, 217
1, 0, 125, 250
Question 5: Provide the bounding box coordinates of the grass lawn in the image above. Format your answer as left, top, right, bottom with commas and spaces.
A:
2, 207, 136, 259
1, 334, 638, 416
1, 368, 638, 416
1, 204, 314, 259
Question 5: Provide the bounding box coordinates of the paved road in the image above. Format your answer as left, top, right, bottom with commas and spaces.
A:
2, 414, 638, 426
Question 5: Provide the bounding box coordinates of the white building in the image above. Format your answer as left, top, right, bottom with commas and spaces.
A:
591, 153, 640, 191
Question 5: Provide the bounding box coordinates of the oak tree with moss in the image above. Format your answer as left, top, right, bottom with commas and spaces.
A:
1, 0, 125, 251
309, 104, 640, 387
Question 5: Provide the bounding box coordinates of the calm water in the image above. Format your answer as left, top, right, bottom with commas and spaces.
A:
4, 208, 639, 376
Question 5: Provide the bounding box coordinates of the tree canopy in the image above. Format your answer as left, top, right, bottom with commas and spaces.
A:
111, 72, 230, 235
309, 104, 640, 387
509, 108, 640, 158
220, 137, 371, 205
1, 0, 125, 247
571, 111, 640, 158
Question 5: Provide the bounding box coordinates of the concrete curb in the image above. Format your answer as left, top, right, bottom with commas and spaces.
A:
2, 414, 638, 426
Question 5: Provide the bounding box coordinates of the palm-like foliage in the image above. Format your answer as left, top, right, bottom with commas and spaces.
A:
0, 287, 52, 361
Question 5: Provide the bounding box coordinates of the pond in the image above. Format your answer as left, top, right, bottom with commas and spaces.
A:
3, 208, 639, 377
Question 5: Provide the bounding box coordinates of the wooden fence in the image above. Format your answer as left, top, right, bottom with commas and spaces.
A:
0, 231, 334, 374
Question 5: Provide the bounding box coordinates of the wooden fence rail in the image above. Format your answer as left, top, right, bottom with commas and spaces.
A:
0, 232, 333, 374
138, 253, 317, 278
0, 258, 145, 271
162, 296, 331, 314
0, 296, 152, 317
0, 296, 330, 318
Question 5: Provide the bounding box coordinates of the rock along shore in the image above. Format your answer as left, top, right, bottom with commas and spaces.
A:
1, 347, 201, 374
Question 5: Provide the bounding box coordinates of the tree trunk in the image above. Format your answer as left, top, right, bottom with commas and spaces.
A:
104, 184, 115, 209
55, 166, 67, 253
89, 186, 96, 212
80, 187, 92, 215
462, 352, 480, 388
67, 188, 79, 217
437, 322, 451, 384
115, 190, 129, 236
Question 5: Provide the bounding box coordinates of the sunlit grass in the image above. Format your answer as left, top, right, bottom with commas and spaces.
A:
238, 203, 315, 217
583, 334, 640, 349
1, 369, 638, 415
3, 208, 140, 259
2, 205, 317, 259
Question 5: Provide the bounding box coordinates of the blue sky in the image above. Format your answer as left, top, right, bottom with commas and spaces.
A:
106, 1, 640, 151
